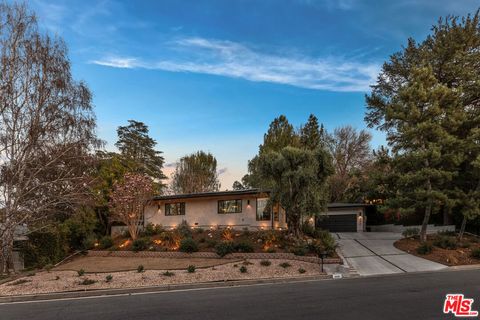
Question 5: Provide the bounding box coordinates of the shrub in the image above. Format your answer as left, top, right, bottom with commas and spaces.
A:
301, 221, 316, 237
260, 260, 271, 266
99, 236, 114, 249
291, 246, 307, 256
187, 265, 196, 273
77, 269, 85, 276
222, 228, 233, 241
206, 239, 218, 248
132, 238, 150, 252
162, 271, 175, 277
105, 275, 113, 282
179, 238, 199, 253
80, 278, 96, 285
234, 241, 254, 253
215, 241, 235, 257
137, 265, 145, 273
159, 232, 179, 247
20, 228, 69, 269
279, 262, 291, 268
144, 223, 164, 236
199, 237, 206, 243
319, 233, 338, 256
298, 268, 306, 274
195, 228, 205, 234
402, 228, 420, 238
434, 236, 457, 250
44, 264, 54, 272
471, 248, 480, 259
239, 266, 247, 273
417, 243, 433, 255
176, 220, 192, 238
265, 247, 276, 253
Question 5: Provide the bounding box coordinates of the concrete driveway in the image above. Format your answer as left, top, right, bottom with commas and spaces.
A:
335, 232, 447, 276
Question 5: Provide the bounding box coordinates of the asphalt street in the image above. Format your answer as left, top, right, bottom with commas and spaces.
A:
0, 269, 479, 320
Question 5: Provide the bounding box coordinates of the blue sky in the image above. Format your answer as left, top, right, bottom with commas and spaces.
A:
27, 0, 479, 189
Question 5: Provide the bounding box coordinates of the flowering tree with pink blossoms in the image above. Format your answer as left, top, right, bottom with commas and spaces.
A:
109, 173, 154, 240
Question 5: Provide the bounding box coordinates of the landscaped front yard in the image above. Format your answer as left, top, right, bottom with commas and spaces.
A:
0, 258, 326, 296
394, 232, 480, 266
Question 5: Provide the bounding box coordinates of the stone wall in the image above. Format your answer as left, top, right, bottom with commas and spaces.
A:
88, 250, 342, 265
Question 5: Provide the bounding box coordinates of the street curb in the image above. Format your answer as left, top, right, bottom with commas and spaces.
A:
0, 274, 331, 303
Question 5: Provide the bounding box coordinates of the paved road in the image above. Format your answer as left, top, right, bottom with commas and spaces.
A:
336, 232, 446, 276
1, 269, 478, 320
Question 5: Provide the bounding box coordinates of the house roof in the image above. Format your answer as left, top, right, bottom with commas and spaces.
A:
152, 189, 268, 201
327, 202, 369, 209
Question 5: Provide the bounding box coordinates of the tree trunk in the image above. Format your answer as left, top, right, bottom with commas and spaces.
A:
458, 216, 467, 241
0, 229, 14, 275
420, 204, 432, 242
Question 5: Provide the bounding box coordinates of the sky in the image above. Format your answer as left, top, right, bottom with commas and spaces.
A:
24, 0, 480, 189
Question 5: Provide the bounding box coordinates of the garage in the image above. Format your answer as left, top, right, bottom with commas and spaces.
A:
316, 214, 357, 232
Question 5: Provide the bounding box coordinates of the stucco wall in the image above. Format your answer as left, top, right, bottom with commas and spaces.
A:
145, 196, 287, 230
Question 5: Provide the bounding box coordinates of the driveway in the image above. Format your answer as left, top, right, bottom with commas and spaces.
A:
335, 232, 447, 276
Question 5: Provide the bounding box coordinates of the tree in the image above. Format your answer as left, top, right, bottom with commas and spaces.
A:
328, 126, 372, 202
232, 181, 245, 190
366, 11, 480, 241
109, 173, 154, 240
257, 146, 333, 236
170, 151, 220, 194
115, 120, 166, 187
0, 3, 99, 273
299, 114, 329, 150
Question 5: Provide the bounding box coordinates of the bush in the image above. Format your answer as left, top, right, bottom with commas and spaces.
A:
260, 260, 271, 266
291, 245, 308, 256
234, 241, 254, 253
80, 278, 96, 285
179, 238, 199, 253
137, 265, 145, 273
199, 238, 206, 243
416, 243, 433, 255
77, 269, 85, 276
44, 264, 54, 272
159, 232, 179, 247
215, 241, 235, 257
279, 262, 291, 268
434, 236, 457, 250
318, 233, 338, 256
132, 238, 150, 252
402, 228, 420, 238
105, 275, 113, 283
20, 228, 69, 268
222, 228, 234, 241
144, 223, 164, 236
301, 221, 316, 237
99, 236, 114, 249
206, 239, 218, 248
239, 266, 247, 273
298, 268, 306, 274
162, 271, 174, 277
470, 248, 480, 259
187, 265, 196, 273
176, 220, 192, 238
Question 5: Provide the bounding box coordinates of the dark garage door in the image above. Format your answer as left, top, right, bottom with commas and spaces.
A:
316, 214, 357, 232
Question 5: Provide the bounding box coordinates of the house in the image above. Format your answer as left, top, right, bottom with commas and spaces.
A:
143, 189, 367, 232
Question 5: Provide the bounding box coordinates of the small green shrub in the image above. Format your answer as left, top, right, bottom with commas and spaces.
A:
144, 223, 164, 236
320, 234, 338, 256
215, 241, 235, 257
402, 228, 420, 238
471, 248, 480, 259
434, 236, 457, 250
195, 228, 205, 234
279, 262, 291, 268
77, 269, 85, 276
44, 264, 54, 272
132, 238, 150, 252
80, 278, 96, 285
159, 232, 178, 247
260, 260, 271, 266
291, 246, 307, 256
137, 265, 145, 273
234, 241, 254, 253
162, 271, 175, 277
265, 247, 276, 253
187, 265, 196, 273
417, 243, 433, 255
105, 275, 113, 282
298, 268, 306, 274
99, 236, 114, 249
179, 238, 199, 253
239, 266, 247, 273
176, 220, 192, 238
206, 239, 218, 248
301, 221, 316, 237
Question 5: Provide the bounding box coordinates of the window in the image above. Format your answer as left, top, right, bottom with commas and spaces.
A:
165, 202, 185, 216
218, 199, 242, 214
256, 198, 272, 221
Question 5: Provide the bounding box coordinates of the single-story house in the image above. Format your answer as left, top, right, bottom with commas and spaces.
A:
143, 189, 367, 232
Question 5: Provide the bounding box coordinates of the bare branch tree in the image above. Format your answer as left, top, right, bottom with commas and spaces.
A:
0, 3, 99, 273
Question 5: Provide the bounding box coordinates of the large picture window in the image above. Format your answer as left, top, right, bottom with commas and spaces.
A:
165, 202, 185, 216
256, 198, 272, 221
218, 199, 242, 214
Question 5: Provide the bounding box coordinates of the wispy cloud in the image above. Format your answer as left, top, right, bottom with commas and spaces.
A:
91, 37, 380, 92
217, 167, 228, 175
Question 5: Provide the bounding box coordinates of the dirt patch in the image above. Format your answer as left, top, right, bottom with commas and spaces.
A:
394, 235, 480, 266
0, 259, 326, 296
55, 256, 241, 273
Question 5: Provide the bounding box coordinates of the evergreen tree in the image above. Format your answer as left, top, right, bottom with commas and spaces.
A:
171, 151, 220, 194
